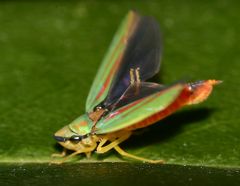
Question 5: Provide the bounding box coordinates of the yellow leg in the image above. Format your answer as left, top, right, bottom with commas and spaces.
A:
51, 145, 96, 164
130, 68, 135, 85
51, 148, 67, 158
85, 152, 91, 159
50, 151, 81, 165
114, 145, 164, 164
96, 132, 131, 154
96, 131, 164, 163
97, 137, 108, 149
135, 67, 141, 83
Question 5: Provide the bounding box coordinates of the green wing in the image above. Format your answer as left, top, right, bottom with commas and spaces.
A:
86, 11, 140, 111
94, 84, 184, 134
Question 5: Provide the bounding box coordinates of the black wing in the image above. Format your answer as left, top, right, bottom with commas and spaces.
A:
110, 82, 165, 111
101, 11, 162, 109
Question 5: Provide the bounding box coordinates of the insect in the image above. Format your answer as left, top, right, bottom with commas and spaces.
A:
53, 10, 221, 164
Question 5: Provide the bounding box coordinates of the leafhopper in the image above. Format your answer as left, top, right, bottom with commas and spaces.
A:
53, 11, 221, 163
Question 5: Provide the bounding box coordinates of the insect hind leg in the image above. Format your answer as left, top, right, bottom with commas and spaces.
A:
129, 67, 141, 85
96, 131, 164, 163
96, 131, 131, 154
135, 67, 141, 83
114, 145, 164, 164
130, 68, 135, 85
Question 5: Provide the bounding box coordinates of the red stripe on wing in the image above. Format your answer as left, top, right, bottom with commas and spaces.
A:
95, 14, 138, 101
126, 86, 192, 130
104, 86, 180, 122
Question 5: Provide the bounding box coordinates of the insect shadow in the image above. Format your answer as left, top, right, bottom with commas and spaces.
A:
53, 142, 64, 153
122, 107, 215, 149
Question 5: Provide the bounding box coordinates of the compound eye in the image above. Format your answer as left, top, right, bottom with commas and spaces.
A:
54, 135, 66, 142
70, 135, 81, 142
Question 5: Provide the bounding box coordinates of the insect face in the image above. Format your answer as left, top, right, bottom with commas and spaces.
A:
54, 114, 95, 151
54, 129, 94, 151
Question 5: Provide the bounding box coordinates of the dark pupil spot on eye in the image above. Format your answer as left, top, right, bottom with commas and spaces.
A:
70, 136, 81, 141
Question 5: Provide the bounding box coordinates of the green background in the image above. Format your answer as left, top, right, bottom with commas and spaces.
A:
0, 0, 239, 185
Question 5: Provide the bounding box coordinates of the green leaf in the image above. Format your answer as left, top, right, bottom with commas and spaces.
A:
0, 163, 240, 186
0, 1, 239, 185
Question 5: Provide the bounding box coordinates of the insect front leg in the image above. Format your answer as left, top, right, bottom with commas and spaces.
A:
51, 148, 67, 158
51, 144, 97, 164
129, 67, 141, 85
51, 150, 83, 165
85, 152, 91, 159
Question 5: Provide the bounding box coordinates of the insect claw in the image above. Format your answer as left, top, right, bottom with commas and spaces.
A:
49, 159, 64, 165
146, 159, 165, 164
